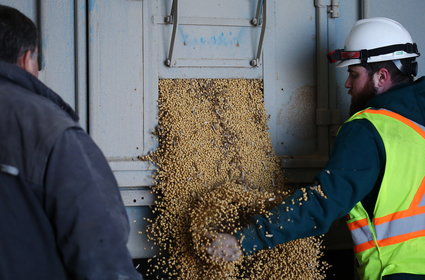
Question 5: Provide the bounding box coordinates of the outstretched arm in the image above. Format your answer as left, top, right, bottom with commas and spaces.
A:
207, 119, 384, 260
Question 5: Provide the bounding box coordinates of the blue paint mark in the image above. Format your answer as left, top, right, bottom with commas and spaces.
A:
178, 26, 246, 47
210, 35, 217, 45
178, 27, 189, 45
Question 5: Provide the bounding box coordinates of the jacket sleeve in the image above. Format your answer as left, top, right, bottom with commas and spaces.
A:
43, 128, 143, 280
236, 119, 385, 255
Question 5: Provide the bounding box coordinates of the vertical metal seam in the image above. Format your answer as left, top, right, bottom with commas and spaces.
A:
36, 0, 43, 70
360, 0, 369, 19
73, 0, 89, 130
315, 0, 330, 157
85, 0, 90, 133
74, 0, 79, 117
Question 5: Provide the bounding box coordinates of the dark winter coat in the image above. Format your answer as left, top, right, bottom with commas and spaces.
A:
0, 61, 142, 280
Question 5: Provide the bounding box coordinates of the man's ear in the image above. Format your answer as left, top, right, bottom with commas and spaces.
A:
373, 68, 392, 94
17, 49, 38, 77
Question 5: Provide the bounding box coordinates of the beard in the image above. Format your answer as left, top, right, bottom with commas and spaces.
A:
349, 79, 378, 115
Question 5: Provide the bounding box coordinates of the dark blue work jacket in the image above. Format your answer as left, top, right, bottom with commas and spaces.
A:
238, 77, 425, 280
0, 62, 141, 280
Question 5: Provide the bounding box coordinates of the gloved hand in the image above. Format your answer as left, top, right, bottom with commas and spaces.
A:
206, 233, 242, 262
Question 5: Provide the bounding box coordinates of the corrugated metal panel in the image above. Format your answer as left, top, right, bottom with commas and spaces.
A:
271, 1, 317, 156
88, 0, 156, 187
38, 1, 76, 109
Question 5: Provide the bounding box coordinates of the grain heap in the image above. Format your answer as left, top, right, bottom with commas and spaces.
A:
146, 79, 327, 279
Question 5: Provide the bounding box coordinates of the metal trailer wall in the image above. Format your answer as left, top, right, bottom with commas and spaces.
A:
2, 0, 424, 259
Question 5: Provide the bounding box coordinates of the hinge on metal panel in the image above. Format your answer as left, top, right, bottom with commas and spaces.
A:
328, 0, 340, 18
250, 0, 266, 67
164, 0, 178, 67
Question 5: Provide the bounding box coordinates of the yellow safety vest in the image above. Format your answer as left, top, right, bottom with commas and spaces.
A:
345, 108, 425, 280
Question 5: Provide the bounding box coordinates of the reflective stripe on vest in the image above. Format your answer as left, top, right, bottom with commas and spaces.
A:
360, 109, 425, 139
347, 218, 376, 252
347, 108, 425, 254
349, 177, 425, 253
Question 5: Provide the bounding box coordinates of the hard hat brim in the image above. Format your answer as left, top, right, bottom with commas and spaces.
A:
335, 52, 419, 68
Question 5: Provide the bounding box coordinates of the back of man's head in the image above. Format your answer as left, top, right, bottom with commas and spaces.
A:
0, 5, 37, 64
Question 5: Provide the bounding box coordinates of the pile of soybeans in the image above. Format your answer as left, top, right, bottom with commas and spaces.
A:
146, 79, 327, 279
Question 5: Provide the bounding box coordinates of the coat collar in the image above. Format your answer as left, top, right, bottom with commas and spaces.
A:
0, 61, 78, 121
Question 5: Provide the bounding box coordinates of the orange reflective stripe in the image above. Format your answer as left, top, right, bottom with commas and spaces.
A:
355, 230, 425, 253
354, 240, 375, 253
354, 219, 425, 253
378, 229, 425, 248
374, 206, 425, 225
374, 177, 425, 226
347, 218, 369, 230
356, 109, 425, 139
410, 176, 425, 208
353, 226, 425, 253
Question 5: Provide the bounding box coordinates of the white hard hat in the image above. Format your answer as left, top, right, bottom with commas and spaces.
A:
328, 17, 420, 68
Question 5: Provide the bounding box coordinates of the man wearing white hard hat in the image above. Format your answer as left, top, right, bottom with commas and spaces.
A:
207, 17, 425, 280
